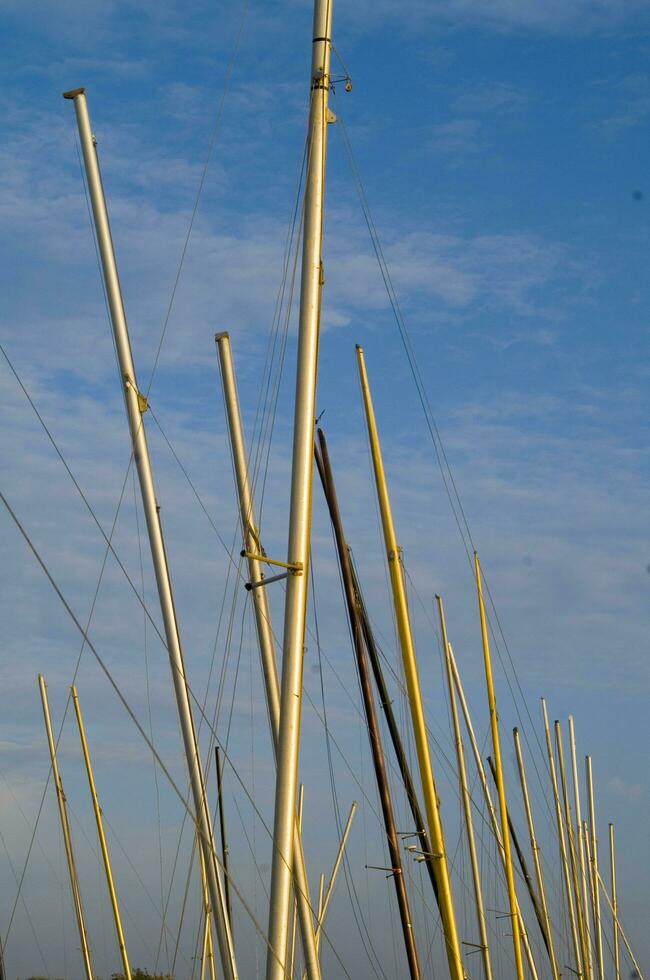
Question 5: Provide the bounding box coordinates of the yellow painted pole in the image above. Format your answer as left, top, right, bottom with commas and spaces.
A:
71, 685, 131, 980
437, 597, 493, 980
609, 824, 620, 980
568, 716, 594, 980
555, 721, 591, 979
595, 866, 644, 980
586, 757, 605, 980
356, 346, 465, 980
542, 701, 582, 977
473, 553, 524, 980
289, 785, 304, 980
39, 676, 94, 980
448, 649, 540, 980
513, 727, 560, 980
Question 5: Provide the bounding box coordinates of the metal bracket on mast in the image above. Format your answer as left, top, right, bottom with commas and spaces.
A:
125, 376, 149, 413
240, 551, 302, 574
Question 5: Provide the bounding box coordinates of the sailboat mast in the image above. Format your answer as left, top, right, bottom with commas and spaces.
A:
64, 88, 237, 980
513, 727, 560, 980
542, 700, 582, 977
38, 675, 94, 980
556, 720, 591, 978
586, 756, 605, 980
265, 0, 333, 974
609, 824, 620, 980
215, 331, 321, 980
473, 553, 524, 980
355, 346, 465, 980
315, 429, 422, 980
447, 648, 540, 980
436, 596, 493, 980
569, 715, 594, 980
71, 685, 132, 980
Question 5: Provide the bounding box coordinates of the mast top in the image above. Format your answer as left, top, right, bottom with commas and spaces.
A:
63, 88, 85, 99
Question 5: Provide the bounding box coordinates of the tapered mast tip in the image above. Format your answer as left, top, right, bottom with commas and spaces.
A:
215, 331, 229, 343
63, 87, 85, 100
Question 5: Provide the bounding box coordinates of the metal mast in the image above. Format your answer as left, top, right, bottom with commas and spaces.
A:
586, 756, 605, 980
265, 0, 333, 973
64, 88, 237, 980
436, 596, 492, 980
513, 727, 560, 980
38, 675, 94, 980
356, 345, 465, 980
316, 428, 422, 980
569, 716, 594, 980
609, 824, 620, 980
71, 685, 132, 980
473, 552, 524, 980
214, 331, 322, 980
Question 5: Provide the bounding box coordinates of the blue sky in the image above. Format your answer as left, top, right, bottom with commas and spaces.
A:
1, 1, 649, 978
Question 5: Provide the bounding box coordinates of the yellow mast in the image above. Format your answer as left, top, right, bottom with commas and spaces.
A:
71, 685, 132, 980
555, 720, 591, 978
473, 553, 524, 980
356, 346, 465, 980
288, 784, 304, 980
513, 727, 560, 980
568, 716, 594, 980
609, 824, 620, 980
542, 700, 582, 976
595, 864, 644, 980
586, 757, 605, 980
38, 675, 94, 980
437, 596, 493, 980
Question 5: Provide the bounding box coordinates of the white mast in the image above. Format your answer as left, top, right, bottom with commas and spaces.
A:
64, 88, 238, 980
265, 0, 333, 976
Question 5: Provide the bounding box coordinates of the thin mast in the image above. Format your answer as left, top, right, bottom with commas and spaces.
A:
586, 757, 605, 980
38, 675, 94, 980
595, 865, 644, 980
265, 0, 334, 973
556, 720, 591, 978
312, 800, 357, 957
288, 785, 305, 980
215, 332, 321, 980
513, 727, 560, 980
542, 699, 582, 977
436, 596, 493, 980
609, 824, 620, 980
474, 553, 524, 980
71, 685, 132, 980
215, 746, 232, 929
447, 647, 540, 980
569, 716, 593, 980
355, 344, 465, 980
316, 429, 421, 979
64, 88, 237, 980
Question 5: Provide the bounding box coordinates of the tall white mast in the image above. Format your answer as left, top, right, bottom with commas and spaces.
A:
64, 88, 238, 980
265, 0, 333, 976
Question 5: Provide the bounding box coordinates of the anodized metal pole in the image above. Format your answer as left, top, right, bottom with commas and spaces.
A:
586, 757, 605, 980
312, 801, 357, 956
569, 716, 594, 980
542, 700, 582, 977
513, 727, 560, 980
595, 867, 644, 980
356, 344, 465, 980
215, 332, 321, 980
609, 824, 620, 980
556, 721, 591, 979
474, 553, 524, 980
486, 756, 550, 959
265, 0, 333, 974
38, 675, 94, 980
447, 648, 540, 980
289, 785, 305, 980
71, 685, 131, 980
64, 87, 237, 980
215, 746, 232, 929
316, 430, 421, 979
436, 596, 492, 980
349, 561, 439, 903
